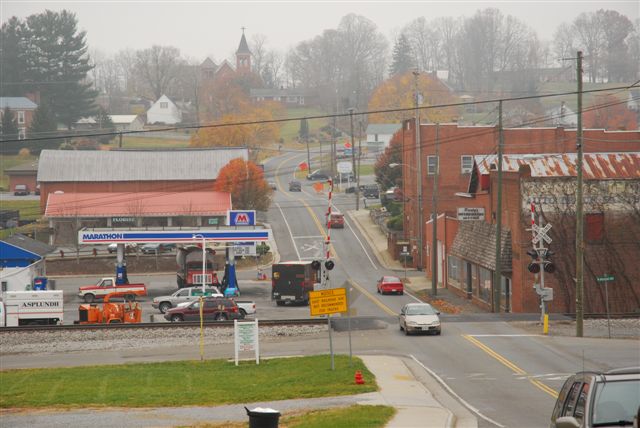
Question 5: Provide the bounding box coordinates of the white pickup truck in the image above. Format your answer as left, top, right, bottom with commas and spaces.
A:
78, 277, 147, 303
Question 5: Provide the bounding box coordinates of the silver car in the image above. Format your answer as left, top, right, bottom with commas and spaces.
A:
399, 303, 441, 335
152, 286, 222, 314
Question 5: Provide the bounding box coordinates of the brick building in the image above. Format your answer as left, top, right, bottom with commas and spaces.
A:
398, 122, 640, 313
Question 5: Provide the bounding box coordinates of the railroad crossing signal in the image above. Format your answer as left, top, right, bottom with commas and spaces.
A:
532, 223, 552, 244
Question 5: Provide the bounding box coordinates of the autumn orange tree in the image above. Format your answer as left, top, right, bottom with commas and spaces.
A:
191, 100, 283, 158
213, 158, 272, 211
367, 71, 458, 123
584, 94, 637, 130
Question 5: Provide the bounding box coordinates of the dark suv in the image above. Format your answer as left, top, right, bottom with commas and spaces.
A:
550, 367, 639, 428
362, 184, 380, 199
164, 297, 242, 322
306, 170, 330, 181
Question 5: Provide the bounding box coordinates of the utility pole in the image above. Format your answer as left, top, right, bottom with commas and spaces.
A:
431, 123, 439, 295
306, 133, 311, 173
576, 51, 584, 337
349, 108, 359, 210
493, 100, 504, 312
413, 69, 423, 271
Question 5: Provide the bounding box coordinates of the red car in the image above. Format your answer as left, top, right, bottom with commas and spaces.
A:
377, 276, 404, 295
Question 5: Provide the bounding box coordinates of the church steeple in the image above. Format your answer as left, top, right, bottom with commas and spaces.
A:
236, 27, 251, 73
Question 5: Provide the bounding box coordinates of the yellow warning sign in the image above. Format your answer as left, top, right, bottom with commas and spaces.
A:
309, 288, 347, 316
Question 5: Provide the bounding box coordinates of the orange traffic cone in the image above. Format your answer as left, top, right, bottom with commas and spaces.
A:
355, 370, 365, 385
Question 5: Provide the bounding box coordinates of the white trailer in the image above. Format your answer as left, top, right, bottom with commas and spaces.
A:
0, 291, 64, 327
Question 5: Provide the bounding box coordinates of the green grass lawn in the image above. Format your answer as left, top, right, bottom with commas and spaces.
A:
0, 355, 377, 409
0, 200, 41, 220
280, 107, 330, 147
120, 136, 191, 149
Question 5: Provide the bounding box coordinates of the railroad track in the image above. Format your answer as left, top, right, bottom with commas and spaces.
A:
0, 318, 327, 333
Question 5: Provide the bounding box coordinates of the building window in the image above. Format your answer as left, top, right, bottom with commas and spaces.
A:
427, 156, 439, 175
447, 256, 461, 288
461, 155, 473, 174
18, 128, 26, 140
160, 102, 168, 109
17, 111, 25, 124
478, 266, 492, 302
586, 212, 604, 242
375, 134, 379, 142
1, 281, 7, 292
299, 97, 305, 105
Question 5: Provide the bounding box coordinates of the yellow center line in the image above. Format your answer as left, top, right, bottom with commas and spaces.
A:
349, 279, 397, 316
462, 334, 558, 398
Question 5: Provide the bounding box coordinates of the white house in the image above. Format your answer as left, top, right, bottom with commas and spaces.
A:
147, 95, 182, 125
366, 123, 402, 154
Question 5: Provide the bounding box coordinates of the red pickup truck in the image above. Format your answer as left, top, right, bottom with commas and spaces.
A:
78, 277, 147, 303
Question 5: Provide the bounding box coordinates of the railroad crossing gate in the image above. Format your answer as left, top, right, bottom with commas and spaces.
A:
309, 288, 347, 317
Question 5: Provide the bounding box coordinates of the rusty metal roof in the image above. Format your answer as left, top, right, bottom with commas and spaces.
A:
474, 152, 640, 179
45, 191, 231, 218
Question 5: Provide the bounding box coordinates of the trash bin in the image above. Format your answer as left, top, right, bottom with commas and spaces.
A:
245, 406, 280, 428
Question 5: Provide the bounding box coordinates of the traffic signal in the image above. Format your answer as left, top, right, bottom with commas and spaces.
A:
543, 250, 555, 274
526, 249, 540, 273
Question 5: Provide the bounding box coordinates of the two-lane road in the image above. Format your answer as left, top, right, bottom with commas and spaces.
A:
263, 150, 639, 427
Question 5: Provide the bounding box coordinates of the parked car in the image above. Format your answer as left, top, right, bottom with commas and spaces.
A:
107, 243, 137, 254
377, 276, 404, 295
399, 303, 441, 335
268, 181, 278, 190
164, 297, 242, 322
141, 243, 176, 254
289, 180, 302, 191
550, 367, 640, 428
34, 185, 40, 196
362, 184, 380, 199
306, 170, 330, 181
152, 286, 223, 314
13, 184, 29, 196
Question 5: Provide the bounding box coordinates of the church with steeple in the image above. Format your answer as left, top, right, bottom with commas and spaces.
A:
200, 29, 252, 82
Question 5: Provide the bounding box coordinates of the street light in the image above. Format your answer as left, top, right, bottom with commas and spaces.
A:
193, 234, 206, 294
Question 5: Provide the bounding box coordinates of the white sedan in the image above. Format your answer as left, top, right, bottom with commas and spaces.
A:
399, 303, 441, 335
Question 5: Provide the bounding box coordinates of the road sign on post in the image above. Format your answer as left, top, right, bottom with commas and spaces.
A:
309, 288, 347, 316
596, 275, 614, 282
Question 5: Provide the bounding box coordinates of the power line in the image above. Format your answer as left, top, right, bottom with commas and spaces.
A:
3, 84, 637, 144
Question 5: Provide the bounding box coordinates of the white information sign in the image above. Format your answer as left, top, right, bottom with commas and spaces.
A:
337, 161, 353, 174
234, 242, 257, 256
457, 207, 485, 221
234, 319, 259, 365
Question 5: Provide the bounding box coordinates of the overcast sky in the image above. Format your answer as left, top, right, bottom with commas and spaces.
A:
3, 1, 638, 62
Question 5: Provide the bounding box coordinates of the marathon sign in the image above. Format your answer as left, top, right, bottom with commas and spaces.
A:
227, 210, 256, 226
79, 229, 270, 244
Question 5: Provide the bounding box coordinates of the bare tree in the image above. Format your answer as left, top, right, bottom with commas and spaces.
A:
135, 45, 184, 100
250, 33, 268, 77
573, 11, 605, 82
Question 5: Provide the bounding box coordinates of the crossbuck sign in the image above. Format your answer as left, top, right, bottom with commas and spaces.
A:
532, 223, 552, 245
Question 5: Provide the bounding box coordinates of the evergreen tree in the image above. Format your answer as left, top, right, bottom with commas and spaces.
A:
299, 118, 309, 140
1, 107, 21, 153
0, 17, 28, 96
21, 10, 98, 128
94, 108, 115, 144
28, 102, 60, 153
389, 34, 414, 76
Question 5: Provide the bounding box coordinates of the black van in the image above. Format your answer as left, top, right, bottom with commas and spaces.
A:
362, 184, 380, 199
271, 261, 319, 306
